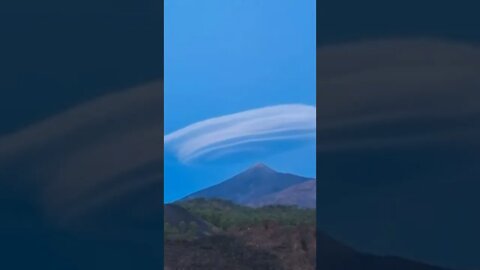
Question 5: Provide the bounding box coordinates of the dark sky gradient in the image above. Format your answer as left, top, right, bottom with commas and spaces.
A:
317, 0, 480, 45
0, 1, 163, 135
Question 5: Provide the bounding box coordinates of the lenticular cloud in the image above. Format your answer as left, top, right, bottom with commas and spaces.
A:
165, 104, 316, 163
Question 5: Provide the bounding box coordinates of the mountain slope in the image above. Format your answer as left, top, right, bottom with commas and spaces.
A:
181, 163, 313, 205
248, 179, 316, 208
164, 204, 215, 237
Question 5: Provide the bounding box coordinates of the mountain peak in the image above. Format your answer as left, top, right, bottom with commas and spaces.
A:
249, 162, 275, 172
252, 162, 268, 168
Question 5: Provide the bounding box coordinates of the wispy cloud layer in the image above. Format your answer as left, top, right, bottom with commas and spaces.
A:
317, 39, 480, 152
165, 104, 316, 163
0, 81, 163, 228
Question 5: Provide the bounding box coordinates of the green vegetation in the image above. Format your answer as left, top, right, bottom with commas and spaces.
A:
164, 221, 199, 240
165, 199, 315, 241
177, 198, 315, 230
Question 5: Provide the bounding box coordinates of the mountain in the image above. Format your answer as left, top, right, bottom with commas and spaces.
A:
248, 179, 316, 208
181, 163, 314, 206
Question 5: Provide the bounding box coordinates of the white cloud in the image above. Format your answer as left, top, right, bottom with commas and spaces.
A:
165, 104, 316, 163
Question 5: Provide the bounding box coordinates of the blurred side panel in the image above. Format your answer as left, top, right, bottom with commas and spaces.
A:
317, 1, 480, 270
0, 0, 164, 269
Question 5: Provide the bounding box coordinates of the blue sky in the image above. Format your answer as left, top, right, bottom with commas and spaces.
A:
165, 0, 316, 202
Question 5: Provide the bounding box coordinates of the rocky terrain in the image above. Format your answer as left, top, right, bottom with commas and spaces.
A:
165, 222, 315, 270
164, 200, 451, 270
